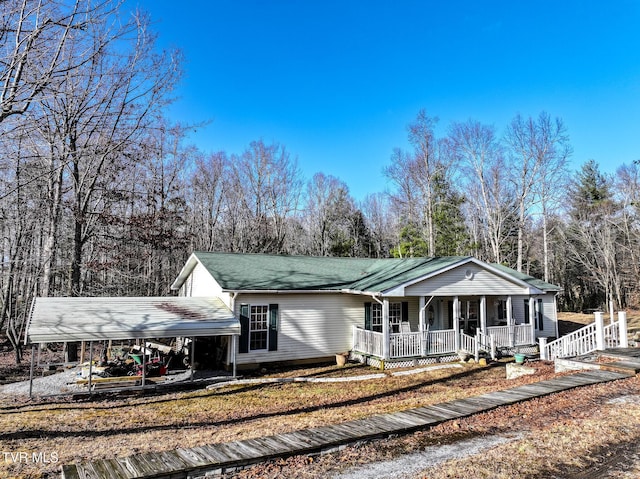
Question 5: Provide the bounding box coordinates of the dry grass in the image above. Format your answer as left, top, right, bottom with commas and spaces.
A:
0, 360, 572, 479
2, 310, 640, 479
229, 375, 640, 479
558, 309, 640, 336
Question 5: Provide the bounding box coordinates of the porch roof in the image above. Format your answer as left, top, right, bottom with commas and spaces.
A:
171, 252, 561, 295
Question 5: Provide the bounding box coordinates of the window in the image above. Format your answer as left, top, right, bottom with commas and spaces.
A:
239, 303, 278, 353
250, 305, 269, 350
389, 302, 402, 333
524, 299, 530, 324
370, 302, 404, 333
497, 299, 507, 321
372, 303, 383, 332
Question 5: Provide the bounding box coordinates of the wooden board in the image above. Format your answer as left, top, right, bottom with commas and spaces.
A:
61, 369, 632, 479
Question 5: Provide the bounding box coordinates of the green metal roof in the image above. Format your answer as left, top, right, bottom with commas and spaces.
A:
181, 252, 560, 294
490, 263, 562, 292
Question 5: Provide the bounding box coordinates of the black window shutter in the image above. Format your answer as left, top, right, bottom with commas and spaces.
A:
268, 304, 278, 351
239, 304, 249, 353
364, 302, 372, 330
537, 299, 544, 330
402, 301, 409, 322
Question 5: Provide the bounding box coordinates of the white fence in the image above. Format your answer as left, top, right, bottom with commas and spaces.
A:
354, 327, 458, 359
353, 324, 529, 360
541, 311, 628, 361
486, 325, 533, 347
543, 322, 597, 360
352, 327, 384, 358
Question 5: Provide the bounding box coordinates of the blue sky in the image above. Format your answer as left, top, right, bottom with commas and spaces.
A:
127, 1, 640, 200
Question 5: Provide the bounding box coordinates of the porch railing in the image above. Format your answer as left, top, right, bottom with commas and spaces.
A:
353, 324, 536, 360
425, 329, 457, 355
542, 322, 597, 361
541, 312, 628, 361
604, 322, 620, 348
390, 331, 421, 358
486, 324, 533, 347
353, 327, 458, 359
352, 327, 384, 358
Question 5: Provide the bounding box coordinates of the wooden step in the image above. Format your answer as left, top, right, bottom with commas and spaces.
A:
599, 361, 640, 374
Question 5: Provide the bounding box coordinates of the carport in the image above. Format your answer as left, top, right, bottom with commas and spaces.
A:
24, 296, 240, 397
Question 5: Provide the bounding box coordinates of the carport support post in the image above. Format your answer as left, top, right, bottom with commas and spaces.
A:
231, 335, 237, 378
190, 336, 195, 381
88, 341, 93, 396
141, 338, 146, 388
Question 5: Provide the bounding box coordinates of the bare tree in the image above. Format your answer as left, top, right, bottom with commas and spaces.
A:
0, 0, 116, 122
188, 151, 227, 251
504, 112, 571, 272
228, 140, 302, 253
449, 120, 514, 263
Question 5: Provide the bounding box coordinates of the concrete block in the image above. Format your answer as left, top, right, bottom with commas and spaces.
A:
506, 363, 536, 380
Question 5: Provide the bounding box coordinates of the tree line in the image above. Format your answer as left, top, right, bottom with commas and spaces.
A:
1, 1, 638, 361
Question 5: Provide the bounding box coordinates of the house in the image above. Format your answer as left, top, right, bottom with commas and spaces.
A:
171, 252, 562, 370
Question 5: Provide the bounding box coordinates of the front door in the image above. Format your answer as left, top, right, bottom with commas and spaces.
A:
459, 299, 479, 335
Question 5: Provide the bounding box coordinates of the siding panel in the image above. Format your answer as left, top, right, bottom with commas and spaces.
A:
405, 264, 530, 296
234, 293, 367, 365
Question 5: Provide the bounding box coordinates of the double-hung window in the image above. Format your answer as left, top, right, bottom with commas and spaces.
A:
371, 303, 383, 332
370, 302, 404, 333
250, 305, 269, 350
239, 303, 279, 353
389, 302, 402, 333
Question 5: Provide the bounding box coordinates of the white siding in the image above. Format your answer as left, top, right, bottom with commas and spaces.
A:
179, 262, 233, 308
511, 296, 528, 325
405, 264, 530, 296
406, 297, 420, 331
235, 293, 369, 365
539, 294, 558, 337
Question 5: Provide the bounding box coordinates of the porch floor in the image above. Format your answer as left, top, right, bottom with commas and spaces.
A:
63, 369, 631, 479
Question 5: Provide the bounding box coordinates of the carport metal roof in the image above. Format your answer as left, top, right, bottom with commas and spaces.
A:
24, 296, 240, 344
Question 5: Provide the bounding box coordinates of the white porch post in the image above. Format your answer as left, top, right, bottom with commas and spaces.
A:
382, 298, 390, 360
539, 337, 548, 360
595, 311, 605, 351
453, 296, 460, 351
419, 296, 426, 357
480, 296, 487, 334
529, 297, 536, 344
507, 296, 514, 347
618, 311, 628, 348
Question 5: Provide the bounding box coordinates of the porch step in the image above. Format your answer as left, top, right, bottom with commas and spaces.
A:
599, 361, 640, 375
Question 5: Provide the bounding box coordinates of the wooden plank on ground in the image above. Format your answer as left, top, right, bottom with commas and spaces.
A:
62, 368, 633, 479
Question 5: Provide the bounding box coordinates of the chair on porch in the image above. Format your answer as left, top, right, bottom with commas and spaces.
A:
400, 321, 411, 333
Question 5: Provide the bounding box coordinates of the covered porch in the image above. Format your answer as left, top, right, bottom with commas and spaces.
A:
352, 294, 538, 363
